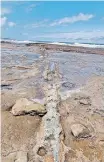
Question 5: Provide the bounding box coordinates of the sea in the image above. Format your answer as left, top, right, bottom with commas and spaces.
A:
1, 38, 104, 48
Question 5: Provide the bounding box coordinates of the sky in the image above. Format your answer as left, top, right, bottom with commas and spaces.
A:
1, 1, 104, 43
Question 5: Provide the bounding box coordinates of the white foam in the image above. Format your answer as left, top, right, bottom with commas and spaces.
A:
48, 42, 104, 48
73, 42, 104, 48
1, 39, 34, 44
1, 39, 104, 48
48, 42, 67, 46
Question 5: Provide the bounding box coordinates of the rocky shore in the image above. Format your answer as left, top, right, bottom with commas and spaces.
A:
1, 42, 104, 55
1, 42, 104, 162
26, 43, 104, 55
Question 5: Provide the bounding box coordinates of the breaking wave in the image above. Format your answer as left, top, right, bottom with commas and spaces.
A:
1, 39, 34, 44
1, 39, 104, 48
49, 42, 104, 48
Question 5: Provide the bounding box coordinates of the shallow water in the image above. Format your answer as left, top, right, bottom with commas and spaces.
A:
1, 48, 104, 91
1, 48, 40, 68
48, 52, 104, 89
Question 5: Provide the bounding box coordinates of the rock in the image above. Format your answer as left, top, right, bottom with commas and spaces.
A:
47, 74, 53, 81
2, 151, 27, 162
1, 92, 17, 111
1, 83, 12, 90
74, 95, 91, 106
44, 155, 54, 162
43, 69, 48, 80
37, 146, 47, 156
62, 82, 75, 89
93, 109, 104, 117
15, 151, 28, 162
2, 152, 16, 162
59, 131, 65, 141
43, 70, 53, 81
11, 98, 47, 116
79, 98, 91, 106
71, 123, 91, 138
65, 150, 76, 161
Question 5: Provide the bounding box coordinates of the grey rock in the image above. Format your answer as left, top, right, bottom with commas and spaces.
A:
62, 82, 75, 89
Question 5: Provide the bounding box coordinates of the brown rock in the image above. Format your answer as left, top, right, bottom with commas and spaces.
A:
71, 123, 90, 138
11, 98, 47, 116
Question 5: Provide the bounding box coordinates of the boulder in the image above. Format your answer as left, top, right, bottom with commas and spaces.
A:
11, 98, 47, 116
71, 123, 91, 138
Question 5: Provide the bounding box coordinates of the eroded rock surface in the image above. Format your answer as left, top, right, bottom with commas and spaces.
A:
1, 42, 104, 162
2, 151, 28, 162
11, 98, 47, 116
71, 123, 91, 138
59, 76, 104, 162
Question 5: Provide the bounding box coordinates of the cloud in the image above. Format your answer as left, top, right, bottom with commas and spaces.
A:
24, 19, 49, 28
1, 17, 7, 27
24, 13, 94, 29
50, 13, 94, 26
1, 7, 16, 28
1, 7, 12, 27
26, 4, 37, 12
1, 8, 11, 15
8, 22, 16, 27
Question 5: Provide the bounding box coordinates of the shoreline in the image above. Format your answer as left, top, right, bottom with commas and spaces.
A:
1, 42, 104, 55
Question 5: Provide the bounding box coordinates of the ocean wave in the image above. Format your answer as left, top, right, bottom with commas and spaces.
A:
49, 42, 67, 45
1, 39, 34, 44
48, 42, 104, 48
1, 39, 104, 48
73, 43, 104, 48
